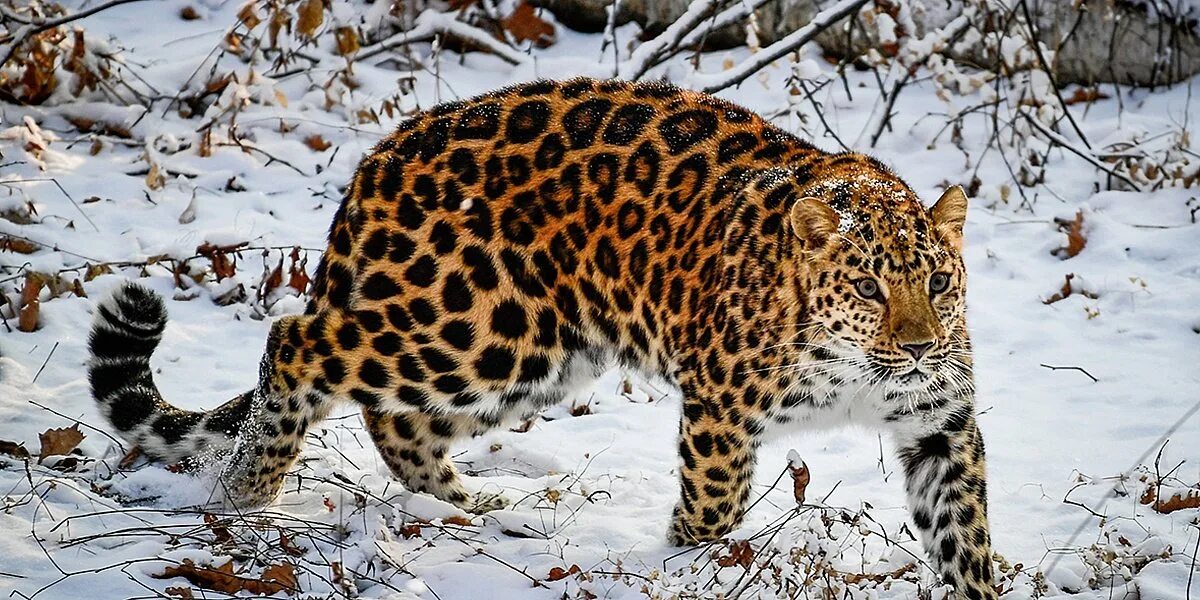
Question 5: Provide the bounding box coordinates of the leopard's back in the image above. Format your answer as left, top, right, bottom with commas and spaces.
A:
292, 78, 819, 419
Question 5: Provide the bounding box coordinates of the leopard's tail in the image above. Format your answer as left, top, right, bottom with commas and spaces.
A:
88, 282, 252, 462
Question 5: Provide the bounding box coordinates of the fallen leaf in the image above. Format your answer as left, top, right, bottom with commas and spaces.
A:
443, 515, 472, 526
789, 457, 810, 505
1141, 485, 1200, 514
334, 27, 360, 56
279, 530, 305, 556
323, 497, 336, 511
1064, 87, 1110, 105
261, 562, 299, 594
18, 273, 43, 332
145, 161, 165, 191
38, 424, 85, 462
1, 235, 38, 254
502, 2, 555, 47
400, 523, 423, 539
286, 247, 310, 294
296, 0, 324, 37
1053, 211, 1086, 258
118, 446, 143, 468
196, 241, 247, 282
179, 6, 200, 20
716, 540, 754, 569
303, 134, 331, 152
165, 586, 194, 599
237, 4, 261, 29
0, 440, 31, 460
260, 255, 283, 301
204, 513, 234, 544
546, 564, 581, 581
155, 560, 290, 596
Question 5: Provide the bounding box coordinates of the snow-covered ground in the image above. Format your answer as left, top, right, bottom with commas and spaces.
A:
1, 2, 1198, 598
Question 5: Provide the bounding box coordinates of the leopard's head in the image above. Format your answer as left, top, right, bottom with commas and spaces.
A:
790, 176, 969, 393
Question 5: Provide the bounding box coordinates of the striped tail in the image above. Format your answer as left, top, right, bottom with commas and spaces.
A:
88, 282, 252, 463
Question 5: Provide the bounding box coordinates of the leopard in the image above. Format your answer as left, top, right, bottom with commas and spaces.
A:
88, 77, 994, 598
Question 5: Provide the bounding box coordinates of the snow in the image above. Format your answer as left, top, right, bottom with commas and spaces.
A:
1, 1, 1199, 599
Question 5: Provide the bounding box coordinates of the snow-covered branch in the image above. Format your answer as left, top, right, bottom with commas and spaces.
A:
0, 0, 150, 67
695, 0, 871, 93
357, 10, 528, 66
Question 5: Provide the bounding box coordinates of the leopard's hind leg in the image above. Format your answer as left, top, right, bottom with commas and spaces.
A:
219, 314, 341, 507
363, 409, 509, 513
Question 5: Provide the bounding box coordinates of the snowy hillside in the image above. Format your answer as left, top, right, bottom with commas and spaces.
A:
1, 1, 1198, 598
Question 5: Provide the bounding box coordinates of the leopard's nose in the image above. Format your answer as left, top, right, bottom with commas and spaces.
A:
899, 341, 933, 360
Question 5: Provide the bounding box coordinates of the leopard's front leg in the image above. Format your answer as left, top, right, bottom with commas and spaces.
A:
667, 381, 760, 545
895, 410, 996, 600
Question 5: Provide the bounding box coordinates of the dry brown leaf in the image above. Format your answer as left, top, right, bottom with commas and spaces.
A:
155, 560, 290, 596
0, 440, 31, 460
197, 129, 212, 157
1064, 88, 1110, 105
1054, 210, 1086, 258
334, 27, 360, 56
789, 459, 810, 505
237, 3, 261, 29
38, 424, 85, 462
196, 242, 247, 282
546, 564, 581, 581
716, 541, 754, 569
85, 262, 113, 282
843, 563, 917, 585
18, 273, 43, 332
287, 247, 310, 294
262, 562, 299, 594
146, 162, 165, 191
502, 2, 555, 47
1141, 485, 1200, 514
1042, 273, 1097, 304
179, 6, 200, 20
443, 515, 472, 526
303, 135, 331, 152
296, 0, 324, 37
118, 446, 143, 468
165, 586, 194, 599
400, 523, 423, 538
204, 513, 234, 544
1, 235, 38, 254
261, 256, 283, 301
1153, 491, 1200, 513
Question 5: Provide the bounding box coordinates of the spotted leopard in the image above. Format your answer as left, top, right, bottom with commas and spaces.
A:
88, 77, 994, 598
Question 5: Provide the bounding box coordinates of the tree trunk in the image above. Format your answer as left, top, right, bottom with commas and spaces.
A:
532, 0, 1200, 86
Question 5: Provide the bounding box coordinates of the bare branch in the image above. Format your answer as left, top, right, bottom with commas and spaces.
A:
357, 10, 525, 65
1018, 107, 1143, 191
697, 0, 871, 94
0, 0, 152, 67
621, 0, 723, 81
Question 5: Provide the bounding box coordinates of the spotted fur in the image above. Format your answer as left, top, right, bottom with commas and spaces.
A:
88, 78, 994, 598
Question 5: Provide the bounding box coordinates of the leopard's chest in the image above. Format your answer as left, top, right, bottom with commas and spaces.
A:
760, 370, 893, 435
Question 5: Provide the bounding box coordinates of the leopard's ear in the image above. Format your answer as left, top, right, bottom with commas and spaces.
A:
930, 185, 968, 250
789, 197, 840, 250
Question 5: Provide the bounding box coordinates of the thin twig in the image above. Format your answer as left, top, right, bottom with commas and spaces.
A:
1038, 363, 1099, 383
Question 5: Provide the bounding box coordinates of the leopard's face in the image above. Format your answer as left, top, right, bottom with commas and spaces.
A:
791, 182, 970, 393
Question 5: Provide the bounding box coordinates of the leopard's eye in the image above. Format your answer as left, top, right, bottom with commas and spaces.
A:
929, 272, 951, 295
854, 278, 882, 301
